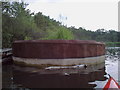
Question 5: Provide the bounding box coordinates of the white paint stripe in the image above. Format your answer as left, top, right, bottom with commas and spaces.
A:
13, 55, 105, 65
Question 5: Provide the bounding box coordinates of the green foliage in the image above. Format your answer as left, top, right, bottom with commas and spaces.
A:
105, 42, 120, 47
24, 36, 32, 40
46, 27, 74, 40
71, 27, 119, 43
2, 2, 40, 48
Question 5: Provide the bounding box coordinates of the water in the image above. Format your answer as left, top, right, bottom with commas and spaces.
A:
2, 47, 120, 89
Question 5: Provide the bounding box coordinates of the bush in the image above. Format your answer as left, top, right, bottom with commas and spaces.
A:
45, 27, 74, 40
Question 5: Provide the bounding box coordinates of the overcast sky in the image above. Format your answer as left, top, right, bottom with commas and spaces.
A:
25, 0, 118, 31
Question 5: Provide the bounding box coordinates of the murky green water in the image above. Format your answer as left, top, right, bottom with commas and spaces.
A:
2, 47, 120, 89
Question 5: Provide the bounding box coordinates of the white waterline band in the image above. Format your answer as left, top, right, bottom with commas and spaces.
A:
13, 55, 105, 66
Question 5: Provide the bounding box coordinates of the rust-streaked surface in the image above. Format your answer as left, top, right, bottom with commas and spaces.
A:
12, 40, 105, 59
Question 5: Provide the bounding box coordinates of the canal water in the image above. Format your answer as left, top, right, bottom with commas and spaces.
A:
2, 47, 120, 89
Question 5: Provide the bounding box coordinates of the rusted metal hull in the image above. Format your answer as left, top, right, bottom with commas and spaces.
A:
12, 40, 105, 59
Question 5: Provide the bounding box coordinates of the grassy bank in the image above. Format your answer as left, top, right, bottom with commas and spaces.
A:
105, 42, 120, 47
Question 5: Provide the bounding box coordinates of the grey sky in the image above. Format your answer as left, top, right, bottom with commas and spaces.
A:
25, 0, 118, 31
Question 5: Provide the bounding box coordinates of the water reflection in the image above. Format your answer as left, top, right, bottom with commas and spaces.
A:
12, 63, 107, 88
105, 47, 120, 85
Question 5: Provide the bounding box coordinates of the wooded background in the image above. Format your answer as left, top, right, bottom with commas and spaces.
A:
2, 2, 120, 48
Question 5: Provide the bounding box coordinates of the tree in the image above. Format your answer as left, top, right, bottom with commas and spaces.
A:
2, 1, 38, 48
45, 27, 74, 40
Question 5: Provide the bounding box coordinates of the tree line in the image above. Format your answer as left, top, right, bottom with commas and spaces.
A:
2, 1, 120, 48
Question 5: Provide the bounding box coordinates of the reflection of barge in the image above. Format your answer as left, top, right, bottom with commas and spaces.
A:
12, 40, 105, 66
13, 63, 107, 88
